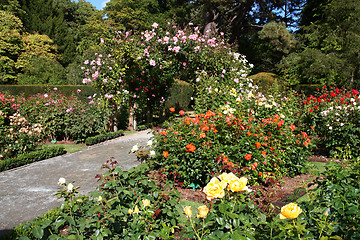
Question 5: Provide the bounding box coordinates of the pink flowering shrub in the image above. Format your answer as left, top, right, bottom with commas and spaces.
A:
18, 90, 111, 142
83, 22, 254, 126
0, 92, 42, 159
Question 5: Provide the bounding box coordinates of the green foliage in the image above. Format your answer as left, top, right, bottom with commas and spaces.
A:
17, 55, 66, 85
12, 160, 182, 239
0, 10, 23, 84
85, 130, 124, 146
183, 189, 267, 239
0, 146, 66, 172
165, 79, 193, 111
248, 72, 285, 95
280, 0, 360, 87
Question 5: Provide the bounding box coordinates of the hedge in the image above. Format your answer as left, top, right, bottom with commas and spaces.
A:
85, 130, 124, 146
0, 85, 97, 102
0, 146, 66, 172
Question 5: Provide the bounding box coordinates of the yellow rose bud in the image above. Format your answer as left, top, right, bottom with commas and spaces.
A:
228, 176, 249, 192
128, 208, 133, 214
203, 177, 227, 201
184, 206, 192, 217
280, 203, 302, 219
142, 199, 150, 207
134, 205, 140, 214
197, 205, 209, 218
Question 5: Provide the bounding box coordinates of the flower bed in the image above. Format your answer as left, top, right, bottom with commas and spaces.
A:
150, 109, 312, 187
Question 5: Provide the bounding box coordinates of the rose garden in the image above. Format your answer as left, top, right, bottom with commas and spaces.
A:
1, 22, 359, 239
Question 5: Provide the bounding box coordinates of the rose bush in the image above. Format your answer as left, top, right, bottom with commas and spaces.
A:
83, 22, 255, 129
149, 108, 313, 187
300, 86, 360, 156
17, 89, 111, 142
0, 92, 43, 159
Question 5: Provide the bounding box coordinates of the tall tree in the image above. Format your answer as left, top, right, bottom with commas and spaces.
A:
279, 0, 360, 87
0, 10, 23, 83
17, 0, 77, 65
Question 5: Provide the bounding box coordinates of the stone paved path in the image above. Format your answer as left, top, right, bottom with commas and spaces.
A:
0, 130, 152, 236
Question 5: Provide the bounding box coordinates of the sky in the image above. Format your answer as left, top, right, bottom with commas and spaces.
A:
85, 0, 110, 10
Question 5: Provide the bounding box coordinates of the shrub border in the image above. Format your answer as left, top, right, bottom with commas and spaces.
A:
0, 146, 66, 172
85, 130, 124, 146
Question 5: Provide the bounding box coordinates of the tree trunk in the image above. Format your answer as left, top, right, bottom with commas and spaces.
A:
128, 97, 135, 131
113, 105, 118, 132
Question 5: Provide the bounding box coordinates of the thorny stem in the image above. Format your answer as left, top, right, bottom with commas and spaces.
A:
293, 219, 301, 240
188, 217, 202, 240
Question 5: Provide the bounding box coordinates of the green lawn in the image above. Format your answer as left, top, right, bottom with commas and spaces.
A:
42, 144, 87, 153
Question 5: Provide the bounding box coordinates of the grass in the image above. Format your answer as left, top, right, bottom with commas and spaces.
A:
42, 144, 87, 153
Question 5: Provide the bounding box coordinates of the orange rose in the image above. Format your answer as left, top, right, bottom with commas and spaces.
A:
163, 151, 168, 158
245, 154, 252, 160
169, 107, 175, 112
185, 143, 196, 152
179, 110, 185, 116
255, 142, 261, 148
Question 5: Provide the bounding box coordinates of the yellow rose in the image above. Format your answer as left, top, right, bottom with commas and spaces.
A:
142, 199, 150, 207
128, 208, 133, 214
184, 206, 192, 217
203, 177, 227, 200
134, 205, 140, 214
197, 205, 209, 218
228, 177, 249, 192
280, 203, 302, 219
218, 172, 237, 184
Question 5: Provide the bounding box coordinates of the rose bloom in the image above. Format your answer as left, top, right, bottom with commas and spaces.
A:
67, 183, 74, 192
218, 172, 237, 183
203, 177, 227, 200
280, 203, 302, 219
197, 205, 209, 218
179, 110, 185, 116
228, 175, 249, 192
245, 154, 252, 160
185, 143, 196, 152
163, 151, 169, 158
134, 205, 140, 214
170, 107, 175, 112
58, 177, 66, 185
184, 206, 192, 217
142, 199, 150, 207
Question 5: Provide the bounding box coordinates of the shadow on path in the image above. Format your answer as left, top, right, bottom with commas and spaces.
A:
0, 130, 152, 234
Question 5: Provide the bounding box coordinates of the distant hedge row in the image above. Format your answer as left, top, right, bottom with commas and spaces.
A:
0, 85, 97, 101
0, 146, 66, 172
85, 130, 124, 146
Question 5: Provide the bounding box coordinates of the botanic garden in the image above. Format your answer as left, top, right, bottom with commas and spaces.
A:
1, 0, 360, 239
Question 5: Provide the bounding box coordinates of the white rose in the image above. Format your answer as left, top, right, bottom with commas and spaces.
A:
147, 140, 153, 146
67, 183, 74, 192
149, 150, 156, 157
58, 177, 66, 185
131, 144, 139, 152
